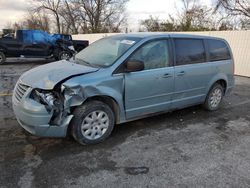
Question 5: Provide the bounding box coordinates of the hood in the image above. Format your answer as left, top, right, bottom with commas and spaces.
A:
20, 60, 99, 89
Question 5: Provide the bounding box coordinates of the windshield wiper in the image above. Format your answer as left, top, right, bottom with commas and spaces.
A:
75, 58, 93, 66
75, 58, 102, 68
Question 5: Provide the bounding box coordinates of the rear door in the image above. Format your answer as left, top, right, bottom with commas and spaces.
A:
124, 39, 175, 119
172, 38, 213, 108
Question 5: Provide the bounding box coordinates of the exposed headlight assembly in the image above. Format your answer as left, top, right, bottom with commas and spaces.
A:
61, 85, 76, 96
31, 89, 56, 110
30, 89, 66, 125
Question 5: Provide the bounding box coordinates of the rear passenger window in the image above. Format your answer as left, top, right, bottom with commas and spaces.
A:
175, 39, 206, 66
207, 39, 231, 61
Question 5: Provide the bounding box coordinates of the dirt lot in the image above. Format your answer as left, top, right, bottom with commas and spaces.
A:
1, 60, 250, 188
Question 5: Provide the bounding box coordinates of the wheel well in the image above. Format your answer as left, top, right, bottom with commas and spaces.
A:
0, 50, 6, 55
53, 48, 60, 57
84, 96, 120, 124
215, 79, 227, 94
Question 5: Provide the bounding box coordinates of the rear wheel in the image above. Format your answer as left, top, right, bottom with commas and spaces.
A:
71, 101, 115, 145
0, 52, 6, 64
204, 83, 224, 111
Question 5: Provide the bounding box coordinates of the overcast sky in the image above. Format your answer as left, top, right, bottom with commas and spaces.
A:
0, 0, 212, 31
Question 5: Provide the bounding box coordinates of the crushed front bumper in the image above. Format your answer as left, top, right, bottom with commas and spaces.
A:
12, 88, 72, 137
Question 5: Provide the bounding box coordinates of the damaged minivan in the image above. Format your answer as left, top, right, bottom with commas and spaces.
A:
13, 33, 234, 145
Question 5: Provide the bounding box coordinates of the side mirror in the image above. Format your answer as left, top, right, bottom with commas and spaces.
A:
125, 60, 144, 72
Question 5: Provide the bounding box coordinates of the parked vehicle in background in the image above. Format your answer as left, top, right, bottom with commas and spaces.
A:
1, 29, 14, 38
52, 34, 89, 52
0, 30, 76, 64
12, 33, 234, 145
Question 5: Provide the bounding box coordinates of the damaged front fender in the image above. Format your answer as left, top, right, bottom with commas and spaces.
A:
62, 84, 86, 111
61, 76, 126, 124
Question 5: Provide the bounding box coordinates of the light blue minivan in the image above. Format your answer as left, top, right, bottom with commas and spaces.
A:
13, 33, 234, 145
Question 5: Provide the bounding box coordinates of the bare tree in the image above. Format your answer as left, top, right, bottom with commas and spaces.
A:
140, 0, 216, 32
176, 0, 215, 31
59, 0, 81, 34
76, 0, 129, 33
23, 12, 50, 32
65, 0, 79, 33
213, 0, 250, 29
35, 0, 62, 33
140, 16, 161, 32
214, 0, 250, 19
218, 21, 234, 30
240, 17, 250, 29
28, 0, 129, 33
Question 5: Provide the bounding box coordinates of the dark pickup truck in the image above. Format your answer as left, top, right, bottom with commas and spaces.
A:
52, 34, 89, 52
0, 30, 88, 64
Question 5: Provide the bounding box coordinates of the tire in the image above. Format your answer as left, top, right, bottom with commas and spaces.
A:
204, 83, 224, 111
70, 101, 115, 145
0, 52, 6, 64
58, 51, 71, 60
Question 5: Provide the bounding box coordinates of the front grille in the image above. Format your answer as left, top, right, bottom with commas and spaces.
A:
14, 81, 30, 102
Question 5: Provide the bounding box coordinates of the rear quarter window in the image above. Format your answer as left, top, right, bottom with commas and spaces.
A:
174, 39, 206, 66
207, 39, 231, 61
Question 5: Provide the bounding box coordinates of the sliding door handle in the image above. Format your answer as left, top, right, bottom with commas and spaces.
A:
162, 73, 173, 78
177, 71, 185, 76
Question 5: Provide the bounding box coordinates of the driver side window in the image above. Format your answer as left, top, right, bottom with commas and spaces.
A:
129, 40, 170, 70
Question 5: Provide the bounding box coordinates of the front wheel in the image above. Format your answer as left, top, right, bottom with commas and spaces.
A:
204, 83, 224, 111
58, 51, 72, 60
0, 52, 6, 64
70, 101, 115, 145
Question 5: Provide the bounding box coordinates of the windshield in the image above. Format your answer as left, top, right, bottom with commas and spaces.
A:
74, 36, 141, 67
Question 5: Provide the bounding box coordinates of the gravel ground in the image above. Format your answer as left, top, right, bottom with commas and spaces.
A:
1, 59, 250, 188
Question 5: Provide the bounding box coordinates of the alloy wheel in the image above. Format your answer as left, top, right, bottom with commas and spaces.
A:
81, 110, 109, 140
60, 52, 70, 60
210, 88, 223, 108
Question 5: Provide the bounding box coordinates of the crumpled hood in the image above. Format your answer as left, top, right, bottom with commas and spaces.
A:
20, 60, 99, 89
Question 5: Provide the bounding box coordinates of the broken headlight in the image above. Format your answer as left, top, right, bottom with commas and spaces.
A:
30, 89, 56, 109
61, 85, 76, 96
30, 89, 65, 125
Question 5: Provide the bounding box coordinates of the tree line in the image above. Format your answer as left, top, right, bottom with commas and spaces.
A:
6, 0, 250, 34
9, 0, 128, 34
140, 0, 250, 32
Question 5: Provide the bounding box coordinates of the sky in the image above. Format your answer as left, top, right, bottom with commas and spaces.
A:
0, 0, 213, 31
0, 0, 30, 30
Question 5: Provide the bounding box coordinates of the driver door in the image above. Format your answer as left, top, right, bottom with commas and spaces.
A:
124, 39, 174, 119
